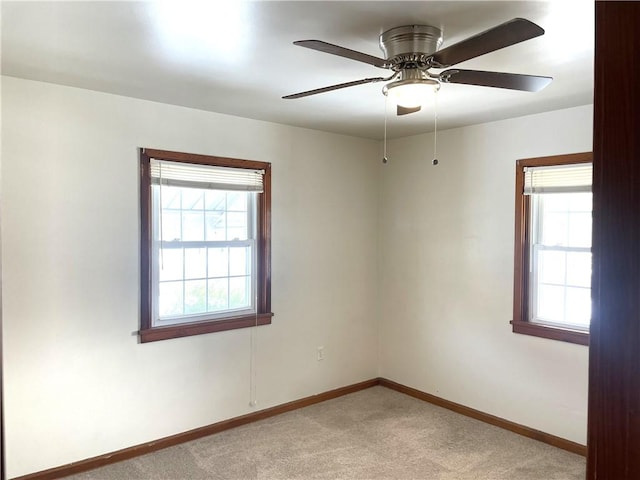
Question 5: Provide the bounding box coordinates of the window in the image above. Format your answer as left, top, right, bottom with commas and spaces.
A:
139, 149, 272, 343
512, 152, 592, 345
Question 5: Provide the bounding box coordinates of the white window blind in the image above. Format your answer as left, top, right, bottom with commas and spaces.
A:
524, 163, 592, 194
150, 159, 264, 192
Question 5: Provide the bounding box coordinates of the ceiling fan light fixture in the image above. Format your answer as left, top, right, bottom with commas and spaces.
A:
383, 78, 440, 108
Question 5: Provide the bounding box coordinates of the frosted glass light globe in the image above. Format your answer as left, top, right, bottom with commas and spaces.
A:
383, 80, 439, 108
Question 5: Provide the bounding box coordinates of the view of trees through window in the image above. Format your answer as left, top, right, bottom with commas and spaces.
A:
153, 185, 254, 322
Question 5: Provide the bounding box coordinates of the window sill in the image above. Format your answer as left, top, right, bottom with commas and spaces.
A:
140, 312, 273, 343
511, 320, 589, 346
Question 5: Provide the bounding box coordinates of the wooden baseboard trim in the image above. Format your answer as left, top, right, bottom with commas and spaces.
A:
11, 378, 378, 480
378, 378, 587, 457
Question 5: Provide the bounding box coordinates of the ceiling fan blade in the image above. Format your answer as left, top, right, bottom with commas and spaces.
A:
439, 69, 552, 92
283, 77, 387, 99
430, 18, 544, 68
294, 40, 390, 69
397, 105, 421, 116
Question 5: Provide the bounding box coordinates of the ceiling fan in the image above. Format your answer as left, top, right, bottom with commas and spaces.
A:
283, 18, 552, 116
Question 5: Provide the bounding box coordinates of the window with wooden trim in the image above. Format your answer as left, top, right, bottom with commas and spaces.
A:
512, 152, 592, 345
139, 149, 272, 343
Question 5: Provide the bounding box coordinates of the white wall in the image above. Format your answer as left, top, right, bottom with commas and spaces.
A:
1, 75, 593, 477
378, 105, 593, 444
0, 77, 380, 478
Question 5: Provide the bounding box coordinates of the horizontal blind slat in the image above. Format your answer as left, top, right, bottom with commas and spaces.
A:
150, 159, 264, 192
524, 163, 592, 194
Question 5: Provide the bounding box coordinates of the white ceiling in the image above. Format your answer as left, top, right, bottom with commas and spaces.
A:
1, 1, 594, 140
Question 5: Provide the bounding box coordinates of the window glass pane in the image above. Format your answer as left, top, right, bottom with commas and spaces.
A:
159, 248, 183, 281
184, 248, 206, 279
206, 212, 226, 241
208, 278, 228, 311
569, 192, 592, 212
182, 211, 204, 241
229, 276, 250, 309
153, 185, 258, 323
568, 212, 592, 247
182, 188, 203, 210
537, 284, 565, 323
565, 287, 591, 327
161, 186, 181, 209
540, 212, 568, 246
161, 210, 181, 241
566, 252, 592, 288
184, 280, 207, 314
227, 192, 247, 211
538, 250, 566, 285
159, 281, 183, 317
229, 247, 250, 276
208, 247, 229, 277
541, 193, 569, 212
227, 212, 248, 240
205, 190, 226, 211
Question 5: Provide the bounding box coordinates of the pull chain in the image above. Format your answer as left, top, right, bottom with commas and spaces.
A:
383, 95, 389, 164
432, 87, 439, 166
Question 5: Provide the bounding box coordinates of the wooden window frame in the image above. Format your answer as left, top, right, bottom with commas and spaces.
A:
511, 151, 592, 346
139, 148, 272, 343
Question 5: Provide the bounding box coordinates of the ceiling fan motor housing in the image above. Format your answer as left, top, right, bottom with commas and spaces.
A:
379, 25, 443, 67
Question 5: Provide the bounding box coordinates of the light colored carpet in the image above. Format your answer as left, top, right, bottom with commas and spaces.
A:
65, 386, 586, 479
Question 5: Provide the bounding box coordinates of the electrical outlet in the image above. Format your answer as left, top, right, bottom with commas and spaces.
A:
317, 346, 325, 361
